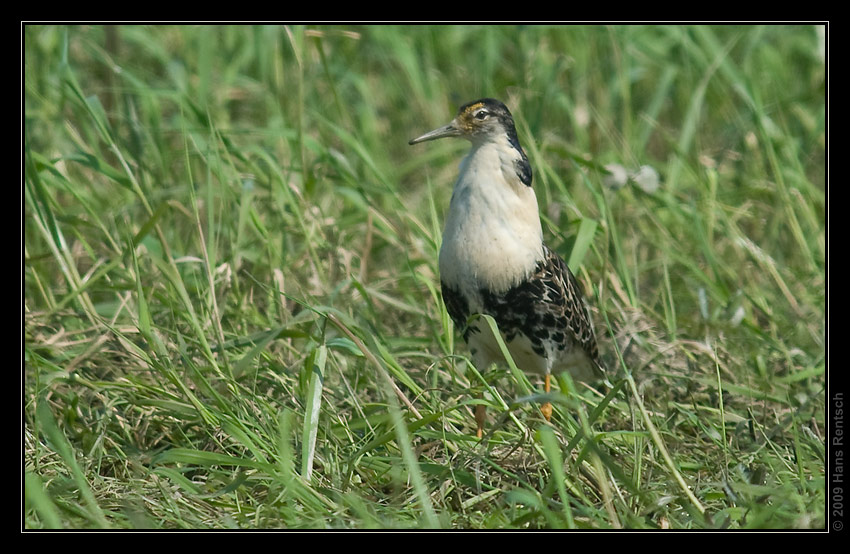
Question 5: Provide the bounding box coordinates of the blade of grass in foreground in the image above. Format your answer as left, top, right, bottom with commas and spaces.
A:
25, 472, 63, 529
301, 344, 326, 480
35, 399, 110, 528
539, 426, 575, 528
327, 312, 440, 528
624, 372, 706, 516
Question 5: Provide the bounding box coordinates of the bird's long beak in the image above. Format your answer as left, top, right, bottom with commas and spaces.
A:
408, 121, 461, 145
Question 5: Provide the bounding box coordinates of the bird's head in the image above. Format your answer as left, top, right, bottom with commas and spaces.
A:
409, 98, 521, 146
409, 98, 532, 187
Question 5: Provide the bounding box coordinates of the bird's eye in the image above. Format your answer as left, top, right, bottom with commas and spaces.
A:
474, 110, 489, 120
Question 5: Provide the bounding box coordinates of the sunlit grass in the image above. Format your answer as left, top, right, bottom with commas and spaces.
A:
24, 23, 825, 529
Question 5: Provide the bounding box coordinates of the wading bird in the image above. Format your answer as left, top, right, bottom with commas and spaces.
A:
409, 98, 603, 437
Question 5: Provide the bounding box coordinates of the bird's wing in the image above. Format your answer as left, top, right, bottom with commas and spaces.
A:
540, 245, 602, 370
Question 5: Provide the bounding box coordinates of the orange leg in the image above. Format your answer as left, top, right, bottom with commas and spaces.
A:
541, 374, 553, 421
475, 403, 486, 439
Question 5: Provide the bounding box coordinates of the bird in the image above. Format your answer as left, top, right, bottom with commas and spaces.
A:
409, 98, 603, 438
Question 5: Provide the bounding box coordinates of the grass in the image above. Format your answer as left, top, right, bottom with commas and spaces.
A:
24, 24, 826, 529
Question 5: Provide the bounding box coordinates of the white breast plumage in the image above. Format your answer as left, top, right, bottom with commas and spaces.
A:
438, 139, 544, 299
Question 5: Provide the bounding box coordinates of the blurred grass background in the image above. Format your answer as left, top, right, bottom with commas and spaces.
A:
24, 24, 826, 529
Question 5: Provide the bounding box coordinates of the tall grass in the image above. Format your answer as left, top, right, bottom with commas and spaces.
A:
24, 24, 825, 529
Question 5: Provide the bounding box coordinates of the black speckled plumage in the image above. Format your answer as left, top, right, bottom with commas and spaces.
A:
442, 245, 602, 378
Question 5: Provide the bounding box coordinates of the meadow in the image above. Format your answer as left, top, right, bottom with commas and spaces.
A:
24, 24, 826, 529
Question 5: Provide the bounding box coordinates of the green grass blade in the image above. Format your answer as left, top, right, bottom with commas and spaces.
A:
301, 344, 326, 480
24, 472, 63, 529
539, 426, 575, 528
35, 399, 110, 528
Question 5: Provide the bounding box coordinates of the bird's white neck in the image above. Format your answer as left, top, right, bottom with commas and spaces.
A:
439, 137, 545, 296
